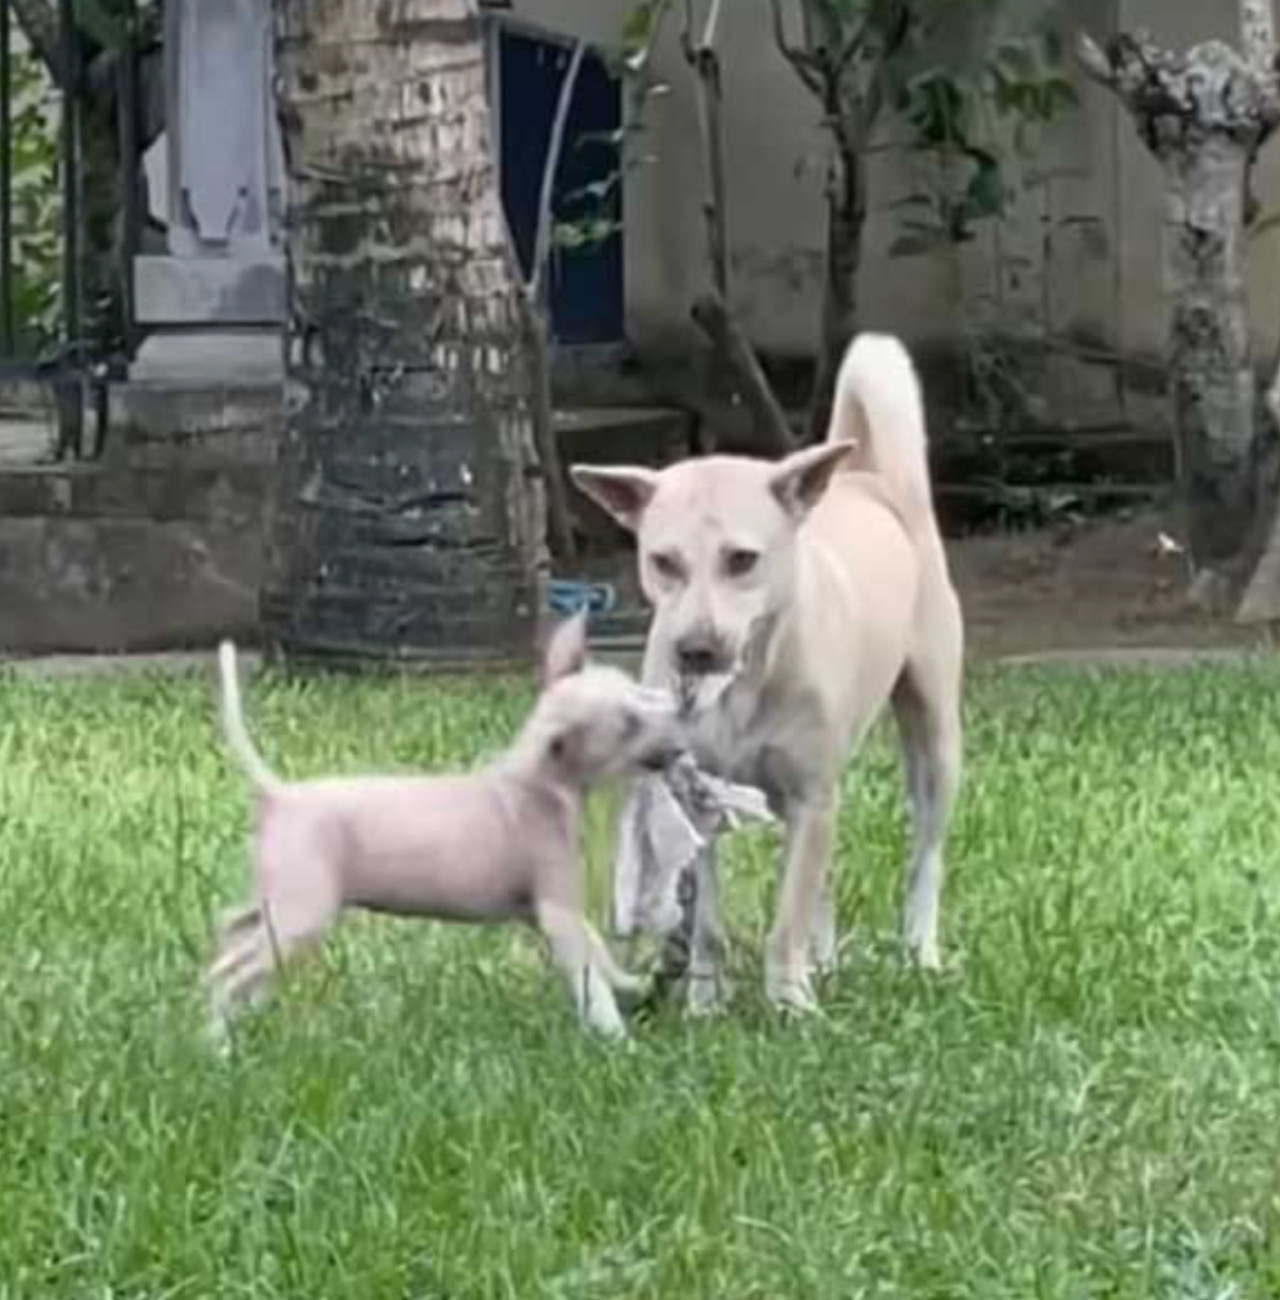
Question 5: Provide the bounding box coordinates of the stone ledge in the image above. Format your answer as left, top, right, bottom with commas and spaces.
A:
0, 461, 272, 526
106, 378, 281, 468
134, 255, 285, 325
0, 517, 262, 654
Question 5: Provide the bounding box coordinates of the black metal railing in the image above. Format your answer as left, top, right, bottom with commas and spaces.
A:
0, 0, 143, 457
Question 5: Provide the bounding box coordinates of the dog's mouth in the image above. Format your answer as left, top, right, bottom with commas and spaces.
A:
673, 617, 775, 718
678, 669, 736, 717
640, 743, 687, 773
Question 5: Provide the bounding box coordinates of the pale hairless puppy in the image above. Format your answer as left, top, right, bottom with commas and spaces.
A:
206, 614, 685, 1043
573, 332, 964, 1015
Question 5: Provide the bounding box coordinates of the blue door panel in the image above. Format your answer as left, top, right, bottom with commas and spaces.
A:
498, 28, 624, 345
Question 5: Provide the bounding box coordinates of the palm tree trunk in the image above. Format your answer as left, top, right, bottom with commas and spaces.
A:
263, 0, 547, 668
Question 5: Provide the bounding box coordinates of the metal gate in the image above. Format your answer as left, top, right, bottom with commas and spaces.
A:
0, 0, 145, 460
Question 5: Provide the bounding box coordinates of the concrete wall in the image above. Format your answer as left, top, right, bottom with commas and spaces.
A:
513, 0, 1280, 396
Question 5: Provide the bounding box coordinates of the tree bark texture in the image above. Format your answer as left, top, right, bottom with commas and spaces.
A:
1079, 32, 1280, 572
690, 291, 793, 455
806, 107, 867, 444
263, 0, 547, 669
769, 0, 899, 446
685, 2, 794, 458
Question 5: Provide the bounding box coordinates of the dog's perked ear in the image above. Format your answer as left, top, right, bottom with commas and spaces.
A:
569, 465, 659, 533
768, 443, 855, 521
542, 611, 589, 687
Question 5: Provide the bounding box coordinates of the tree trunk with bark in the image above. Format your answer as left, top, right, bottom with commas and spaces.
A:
1237, 0, 1280, 622
262, 0, 547, 669
1079, 31, 1280, 584
806, 103, 868, 444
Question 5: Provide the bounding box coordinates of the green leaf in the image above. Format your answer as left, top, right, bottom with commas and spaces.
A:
1046, 76, 1080, 109
621, 1, 659, 54
73, 0, 128, 52
993, 40, 1037, 81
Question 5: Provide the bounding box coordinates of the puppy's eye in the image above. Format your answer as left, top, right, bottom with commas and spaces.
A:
650, 551, 685, 583
723, 547, 760, 578
622, 712, 641, 739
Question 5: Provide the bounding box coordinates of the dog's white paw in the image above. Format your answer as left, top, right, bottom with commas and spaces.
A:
765, 966, 821, 1016
205, 1015, 235, 1060
584, 998, 630, 1040
904, 928, 942, 972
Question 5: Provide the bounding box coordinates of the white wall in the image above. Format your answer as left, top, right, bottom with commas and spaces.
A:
513, 0, 1280, 399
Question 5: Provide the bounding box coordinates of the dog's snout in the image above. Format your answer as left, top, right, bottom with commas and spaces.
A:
675, 633, 725, 678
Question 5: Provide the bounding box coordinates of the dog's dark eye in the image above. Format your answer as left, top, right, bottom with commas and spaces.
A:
622, 712, 641, 739
723, 547, 760, 578
650, 551, 685, 583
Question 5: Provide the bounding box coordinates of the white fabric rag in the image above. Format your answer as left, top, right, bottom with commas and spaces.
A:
612, 753, 775, 941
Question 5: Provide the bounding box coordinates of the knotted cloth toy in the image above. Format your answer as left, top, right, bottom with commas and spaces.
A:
612, 752, 776, 992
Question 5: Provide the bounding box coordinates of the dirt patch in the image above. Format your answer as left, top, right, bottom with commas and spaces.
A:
579, 505, 1276, 661
948, 507, 1277, 658
5, 509, 1275, 677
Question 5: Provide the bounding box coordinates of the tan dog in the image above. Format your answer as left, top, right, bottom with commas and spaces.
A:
207, 615, 684, 1043
572, 332, 963, 1013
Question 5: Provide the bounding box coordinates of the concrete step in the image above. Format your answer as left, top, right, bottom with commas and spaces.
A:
0, 418, 57, 466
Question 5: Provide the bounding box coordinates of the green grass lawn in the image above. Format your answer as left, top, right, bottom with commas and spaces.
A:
4, 660, 1280, 1298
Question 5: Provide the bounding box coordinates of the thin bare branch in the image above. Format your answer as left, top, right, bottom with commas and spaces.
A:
518, 38, 588, 563
769, 0, 824, 97
832, 0, 874, 77
691, 293, 796, 455
530, 39, 586, 304
626, 0, 674, 80
699, 0, 724, 52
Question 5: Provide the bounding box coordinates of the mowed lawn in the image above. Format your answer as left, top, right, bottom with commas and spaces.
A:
4, 659, 1280, 1299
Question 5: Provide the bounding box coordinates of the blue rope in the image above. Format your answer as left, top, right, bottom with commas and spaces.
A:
546, 580, 617, 620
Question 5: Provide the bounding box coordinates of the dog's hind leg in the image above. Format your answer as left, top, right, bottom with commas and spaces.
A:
205, 883, 340, 1048
891, 611, 963, 971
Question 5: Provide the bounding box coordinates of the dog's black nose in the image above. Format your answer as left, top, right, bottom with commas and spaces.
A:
675, 634, 723, 678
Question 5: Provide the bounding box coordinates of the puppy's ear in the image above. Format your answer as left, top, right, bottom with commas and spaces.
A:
542, 611, 588, 688
570, 464, 659, 533
768, 443, 855, 522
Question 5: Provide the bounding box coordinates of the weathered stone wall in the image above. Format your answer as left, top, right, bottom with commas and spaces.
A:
0, 385, 277, 654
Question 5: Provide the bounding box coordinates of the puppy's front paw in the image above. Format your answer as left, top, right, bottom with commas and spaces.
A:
765, 964, 821, 1017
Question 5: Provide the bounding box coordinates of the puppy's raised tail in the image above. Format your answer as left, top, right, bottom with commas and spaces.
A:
826, 332, 936, 536
218, 641, 280, 796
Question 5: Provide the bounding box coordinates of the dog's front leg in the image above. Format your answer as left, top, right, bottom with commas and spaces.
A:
685, 844, 733, 1016
537, 901, 628, 1039
766, 797, 835, 1013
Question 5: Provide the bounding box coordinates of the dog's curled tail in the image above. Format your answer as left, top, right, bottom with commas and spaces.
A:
218, 641, 280, 796
826, 332, 935, 534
